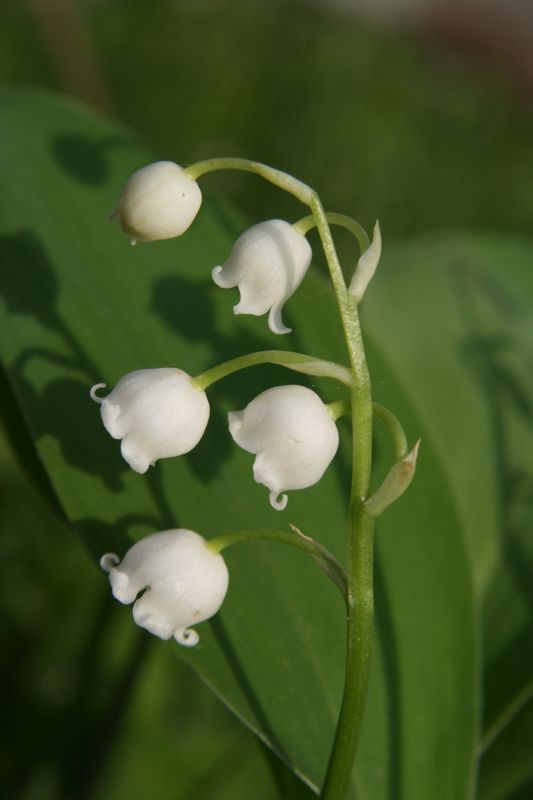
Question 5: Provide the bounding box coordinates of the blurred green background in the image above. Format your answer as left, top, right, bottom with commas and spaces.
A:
1, 1, 533, 798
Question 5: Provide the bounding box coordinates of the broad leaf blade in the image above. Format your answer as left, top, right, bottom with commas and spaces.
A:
364, 234, 533, 775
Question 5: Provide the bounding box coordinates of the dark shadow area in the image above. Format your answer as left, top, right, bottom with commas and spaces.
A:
0, 363, 63, 517
11, 372, 126, 492
187, 401, 234, 484
59, 630, 152, 800
0, 230, 100, 378
50, 132, 123, 186
144, 467, 180, 530
150, 274, 275, 366
450, 262, 533, 733
508, 779, 533, 800
0, 230, 59, 327
75, 515, 161, 561
1, 557, 152, 800
261, 745, 317, 800
0, 228, 183, 524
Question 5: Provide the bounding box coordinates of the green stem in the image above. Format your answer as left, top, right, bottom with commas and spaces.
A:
311, 209, 375, 797
184, 158, 315, 204
208, 527, 323, 554
328, 401, 409, 459
184, 157, 375, 800
323, 510, 375, 796
294, 212, 370, 255
308, 194, 350, 308
372, 401, 408, 459
327, 400, 350, 422
193, 349, 352, 390
207, 528, 348, 602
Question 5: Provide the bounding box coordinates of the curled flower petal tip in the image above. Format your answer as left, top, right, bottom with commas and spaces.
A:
269, 491, 288, 511
111, 161, 202, 243
229, 385, 339, 510
90, 368, 209, 473
212, 219, 312, 335
100, 530, 229, 646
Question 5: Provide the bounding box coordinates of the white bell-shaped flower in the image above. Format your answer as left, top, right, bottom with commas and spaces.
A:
110, 161, 202, 244
90, 368, 209, 474
228, 385, 339, 510
100, 529, 229, 646
212, 219, 312, 334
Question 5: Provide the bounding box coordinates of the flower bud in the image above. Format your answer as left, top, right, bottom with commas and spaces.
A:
364, 440, 420, 518
110, 161, 202, 244
100, 529, 229, 646
212, 219, 312, 335
90, 368, 209, 474
228, 385, 339, 510
349, 221, 381, 302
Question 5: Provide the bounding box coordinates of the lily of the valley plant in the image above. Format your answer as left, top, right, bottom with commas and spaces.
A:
93, 158, 419, 800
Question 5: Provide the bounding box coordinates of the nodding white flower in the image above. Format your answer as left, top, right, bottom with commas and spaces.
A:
228, 385, 339, 510
110, 161, 202, 244
100, 529, 229, 646
212, 219, 312, 335
90, 368, 209, 474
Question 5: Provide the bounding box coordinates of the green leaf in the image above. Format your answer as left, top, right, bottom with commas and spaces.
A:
0, 88, 479, 798
477, 697, 533, 800
363, 233, 533, 777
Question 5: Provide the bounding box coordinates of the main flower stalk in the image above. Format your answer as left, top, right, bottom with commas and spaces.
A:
186, 158, 377, 799
320, 297, 375, 800
302, 185, 376, 800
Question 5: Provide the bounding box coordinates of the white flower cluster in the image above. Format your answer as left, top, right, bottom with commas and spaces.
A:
95, 160, 348, 644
